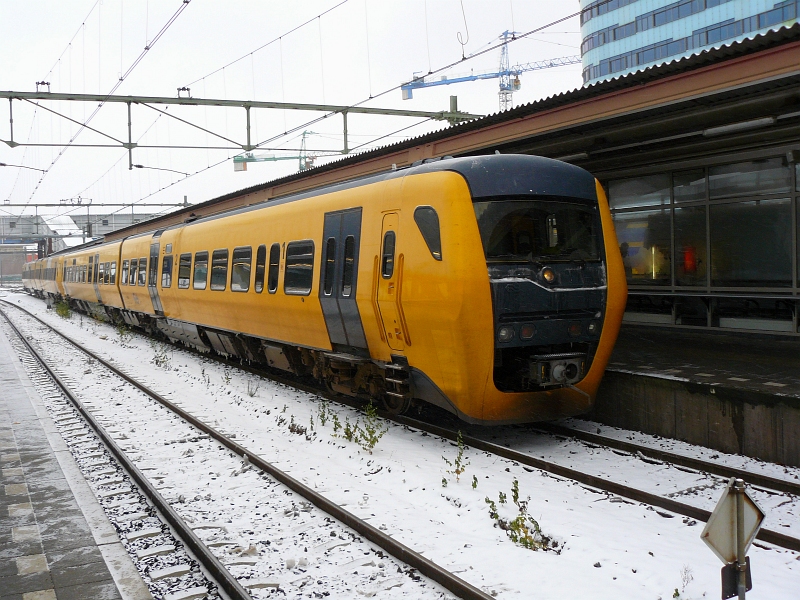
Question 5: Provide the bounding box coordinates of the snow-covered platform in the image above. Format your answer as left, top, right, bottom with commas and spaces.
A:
0, 326, 151, 600
595, 324, 800, 466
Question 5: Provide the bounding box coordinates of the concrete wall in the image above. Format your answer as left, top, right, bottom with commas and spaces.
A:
592, 371, 800, 467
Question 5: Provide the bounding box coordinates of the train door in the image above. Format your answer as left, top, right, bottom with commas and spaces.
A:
319, 209, 369, 355
91, 253, 102, 302
376, 213, 406, 352
147, 230, 165, 315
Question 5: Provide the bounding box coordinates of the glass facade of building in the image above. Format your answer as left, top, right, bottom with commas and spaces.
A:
580, 0, 800, 85
606, 155, 800, 332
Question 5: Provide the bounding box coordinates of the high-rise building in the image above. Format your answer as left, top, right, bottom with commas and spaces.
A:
580, 0, 800, 85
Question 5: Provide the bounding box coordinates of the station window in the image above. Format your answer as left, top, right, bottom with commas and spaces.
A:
323, 238, 336, 296
267, 243, 280, 294
284, 240, 314, 295
414, 206, 442, 260
193, 251, 209, 290
129, 259, 138, 285
381, 231, 396, 278
121, 260, 129, 285
342, 236, 355, 297
254, 245, 266, 293
161, 256, 173, 288
231, 246, 252, 292
210, 249, 228, 291
138, 257, 148, 286
110, 262, 116, 284
177, 253, 192, 289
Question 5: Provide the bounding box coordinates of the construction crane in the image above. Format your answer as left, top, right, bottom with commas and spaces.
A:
401, 31, 581, 111
233, 131, 317, 172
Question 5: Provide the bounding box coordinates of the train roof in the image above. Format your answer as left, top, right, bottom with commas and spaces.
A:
167, 154, 597, 230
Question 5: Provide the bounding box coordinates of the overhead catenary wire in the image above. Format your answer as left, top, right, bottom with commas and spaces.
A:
23, 0, 193, 207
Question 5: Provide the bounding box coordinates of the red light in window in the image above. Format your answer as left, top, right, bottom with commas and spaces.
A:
683, 246, 696, 274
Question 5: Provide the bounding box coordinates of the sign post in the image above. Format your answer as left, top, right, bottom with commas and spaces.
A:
700, 478, 765, 600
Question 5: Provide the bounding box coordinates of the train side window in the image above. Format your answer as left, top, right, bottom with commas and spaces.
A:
210, 249, 228, 291
105, 262, 111, 284
254, 245, 266, 293
148, 255, 158, 286
413, 206, 442, 260
121, 260, 129, 285
323, 237, 336, 296
110, 261, 117, 284
381, 231, 396, 278
193, 251, 209, 290
177, 253, 192, 289
231, 246, 252, 292
129, 259, 138, 285
88, 256, 93, 283
138, 257, 148, 286
267, 243, 280, 294
342, 236, 355, 297
98, 262, 105, 285
284, 240, 314, 295
161, 256, 173, 288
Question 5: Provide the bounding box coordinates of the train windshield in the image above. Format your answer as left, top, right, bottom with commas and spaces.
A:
473, 199, 600, 263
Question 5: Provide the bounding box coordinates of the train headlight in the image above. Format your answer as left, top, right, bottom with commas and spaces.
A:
541, 267, 556, 283
497, 326, 515, 343
588, 320, 599, 335
568, 322, 582, 337
520, 324, 536, 340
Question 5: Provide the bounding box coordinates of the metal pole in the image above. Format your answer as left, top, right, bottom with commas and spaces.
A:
342, 110, 348, 154
8, 98, 13, 145
735, 478, 746, 600
127, 102, 133, 169
245, 106, 251, 151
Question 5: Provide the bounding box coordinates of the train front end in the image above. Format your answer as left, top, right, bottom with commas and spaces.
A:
455, 155, 626, 423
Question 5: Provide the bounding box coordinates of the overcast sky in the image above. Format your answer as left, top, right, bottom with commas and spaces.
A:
0, 1, 583, 222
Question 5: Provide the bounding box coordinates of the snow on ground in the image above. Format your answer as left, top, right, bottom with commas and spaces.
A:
3, 291, 800, 600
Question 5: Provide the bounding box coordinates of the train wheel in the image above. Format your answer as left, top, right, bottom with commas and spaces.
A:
381, 393, 411, 416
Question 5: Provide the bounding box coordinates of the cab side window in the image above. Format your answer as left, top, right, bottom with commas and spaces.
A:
414, 206, 442, 260
193, 251, 209, 290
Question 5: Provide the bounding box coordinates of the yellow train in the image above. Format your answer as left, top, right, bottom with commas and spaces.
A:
23, 155, 626, 424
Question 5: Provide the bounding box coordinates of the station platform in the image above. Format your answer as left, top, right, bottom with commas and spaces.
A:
0, 327, 151, 600
592, 324, 800, 466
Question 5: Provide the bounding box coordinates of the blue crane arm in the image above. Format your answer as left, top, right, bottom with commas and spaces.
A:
401, 55, 581, 99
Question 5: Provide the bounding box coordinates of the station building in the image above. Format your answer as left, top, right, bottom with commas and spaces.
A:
580, 0, 800, 85
107, 25, 800, 338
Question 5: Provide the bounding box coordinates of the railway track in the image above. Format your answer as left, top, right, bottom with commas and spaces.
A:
0, 307, 247, 600
0, 300, 492, 600
4, 298, 800, 557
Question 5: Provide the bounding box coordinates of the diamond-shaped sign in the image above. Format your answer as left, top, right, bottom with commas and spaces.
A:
701, 478, 765, 565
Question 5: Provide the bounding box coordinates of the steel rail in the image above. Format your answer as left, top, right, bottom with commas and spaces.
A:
532, 422, 800, 497
5, 299, 800, 553
0, 300, 493, 600
0, 307, 253, 600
